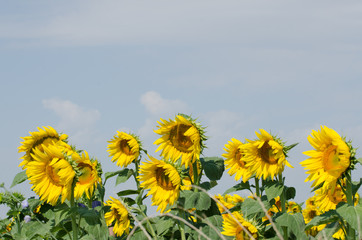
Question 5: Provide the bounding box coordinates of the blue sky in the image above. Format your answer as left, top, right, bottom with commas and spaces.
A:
1, 1, 362, 216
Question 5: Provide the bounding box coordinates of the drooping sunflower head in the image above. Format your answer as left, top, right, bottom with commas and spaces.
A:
223, 138, 253, 183
18, 126, 68, 169
104, 196, 132, 237
221, 211, 260, 240
26, 144, 75, 205
108, 132, 141, 168
301, 126, 351, 191
242, 129, 293, 180
215, 194, 244, 213
138, 155, 181, 213
302, 205, 321, 224
72, 151, 102, 200
154, 114, 206, 167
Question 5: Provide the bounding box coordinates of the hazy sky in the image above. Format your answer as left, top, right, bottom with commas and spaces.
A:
2, 1, 362, 216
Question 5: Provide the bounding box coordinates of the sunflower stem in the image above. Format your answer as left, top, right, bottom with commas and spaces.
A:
178, 209, 186, 240
138, 208, 157, 239
192, 160, 200, 192
345, 170, 356, 240
255, 177, 260, 197
278, 173, 287, 240
70, 180, 78, 240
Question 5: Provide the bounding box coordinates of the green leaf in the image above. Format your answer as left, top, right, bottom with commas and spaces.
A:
223, 182, 251, 195
183, 191, 211, 211
285, 187, 296, 200
336, 202, 362, 232
104, 170, 124, 184
200, 181, 217, 191
264, 181, 284, 202
305, 210, 339, 230
200, 157, 224, 181
77, 208, 101, 225
10, 171, 27, 188
155, 217, 174, 236
241, 197, 270, 218
275, 212, 308, 240
352, 178, 362, 196
115, 168, 134, 186
117, 189, 140, 197
201, 215, 223, 239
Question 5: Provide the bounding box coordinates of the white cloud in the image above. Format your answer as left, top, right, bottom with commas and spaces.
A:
42, 98, 101, 145
140, 91, 188, 116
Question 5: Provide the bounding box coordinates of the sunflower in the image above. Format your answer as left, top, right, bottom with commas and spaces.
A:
18, 126, 68, 169
215, 194, 244, 213
138, 155, 181, 213
242, 129, 293, 180
108, 132, 141, 168
72, 151, 101, 200
26, 144, 75, 205
223, 138, 253, 182
154, 114, 206, 167
315, 181, 359, 212
222, 211, 259, 240
301, 126, 350, 191
104, 196, 132, 237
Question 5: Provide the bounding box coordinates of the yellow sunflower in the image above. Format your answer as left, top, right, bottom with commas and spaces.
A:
26, 144, 75, 205
138, 155, 181, 213
104, 196, 132, 237
215, 194, 244, 213
223, 138, 253, 182
222, 211, 259, 240
315, 182, 359, 212
108, 132, 141, 168
301, 126, 350, 191
154, 114, 206, 167
72, 151, 101, 200
18, 126, 68, 169
242, 129, 293, 180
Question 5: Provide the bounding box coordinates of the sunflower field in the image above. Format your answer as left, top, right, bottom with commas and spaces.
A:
0, 113, 362, 239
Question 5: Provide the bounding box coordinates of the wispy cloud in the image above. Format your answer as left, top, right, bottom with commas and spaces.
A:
42, 98, 101, 145
140, 91, 188, 116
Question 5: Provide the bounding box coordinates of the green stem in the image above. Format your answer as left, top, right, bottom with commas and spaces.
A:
70, 180, 78, 240
345, 170, 356, 240
137, 208, 157, 239
15, 214, 21, 234
278, 173, 287, 240
178, 209, 186, 240
192, 160, 199, 192
134, 159, 141, 189
255, 177, 260, 197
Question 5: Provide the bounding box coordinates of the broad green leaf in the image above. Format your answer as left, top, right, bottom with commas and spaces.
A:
77, 208, 101, 225
264, 181, 284, 202
155, 217, 174, 236
200, 157, 224, 181
104, 170, 125, 184
183, 191, 211, 211
223, 182, 251, 195
241, 197, 270, 218
336, 202, 362, 232
22, 221, 52, 238
130, 228, 150, 240
10, 171, 27, 188
200, 181, 217, 191
115, 168, 134, 186
82, 217, 109, 239
285, 186, 296, 200
275, 212, 308, 240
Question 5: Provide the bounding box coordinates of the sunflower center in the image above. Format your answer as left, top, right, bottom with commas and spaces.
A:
155, 168, 175, 191
78, 163, 93, 184
259, 141, 278, 164
235, 149, 246, 167
170, 124, 193, 153
46, 165, 62, 186
119, 139, 132, 155
322, 145, 342, 171
236, 226, 256, 240
308, 209, 317, 219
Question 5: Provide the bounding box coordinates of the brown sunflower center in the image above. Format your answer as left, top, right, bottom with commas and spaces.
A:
46, 164, 62, 186
236, 226, 257, 240
119, 139, 132, 155
170, 124, 193, 153
155, 168, 176, 191
259, 141, 278, 164
235, 149, 246, 167
308, 209, 317, 219
77, 163, 93, 184
322, 145, 342, 171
